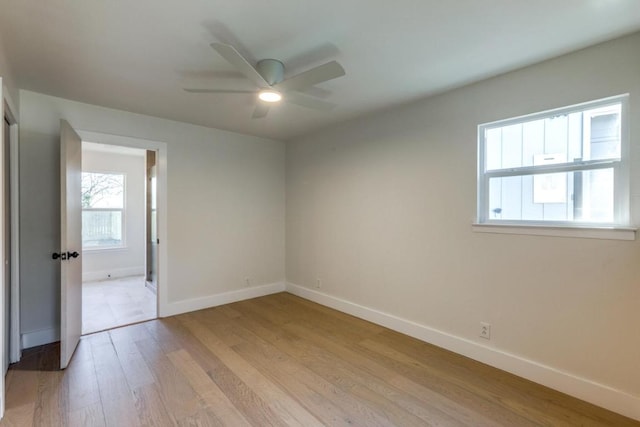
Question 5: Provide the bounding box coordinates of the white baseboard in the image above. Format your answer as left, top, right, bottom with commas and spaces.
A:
163, 281, 286, 317
82, 266, 145, 282
20, 282, 285, 350
145, 280, 157, 294
285, 282, 640, 422
21, 327, 60, 349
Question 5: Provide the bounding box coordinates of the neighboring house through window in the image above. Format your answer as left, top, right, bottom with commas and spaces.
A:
477, 95, 629, 229
82, 172, 125, 249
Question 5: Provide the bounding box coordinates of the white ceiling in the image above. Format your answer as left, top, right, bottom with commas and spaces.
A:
1, 1, 639, 141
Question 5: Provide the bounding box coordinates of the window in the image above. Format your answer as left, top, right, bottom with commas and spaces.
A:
82, 172, 125, 249
477, 95, 629, 229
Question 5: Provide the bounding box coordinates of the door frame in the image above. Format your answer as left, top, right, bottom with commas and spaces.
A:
0, 78, 20, 420
76, 131, 168, 317
5, 98, 19, 365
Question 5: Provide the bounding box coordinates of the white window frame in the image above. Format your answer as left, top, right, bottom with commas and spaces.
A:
476, 95, 633, 239
81, 171, 127, 251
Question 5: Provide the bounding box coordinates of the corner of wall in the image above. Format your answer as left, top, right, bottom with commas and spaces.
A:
161, 281, 286, 318
0, 34, 19, 116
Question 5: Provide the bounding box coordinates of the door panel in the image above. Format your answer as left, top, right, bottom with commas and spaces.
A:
60, 120, 82, 369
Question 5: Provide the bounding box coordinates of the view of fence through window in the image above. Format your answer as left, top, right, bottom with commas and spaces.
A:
81, 172, 125, 248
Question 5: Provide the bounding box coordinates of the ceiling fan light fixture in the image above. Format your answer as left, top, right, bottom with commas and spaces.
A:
258, 90, 282, 103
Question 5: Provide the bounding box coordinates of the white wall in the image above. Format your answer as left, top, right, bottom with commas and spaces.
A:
0, 32, 18, 113
286, 32, 640, 418
19, 91, 285, 346
81, 149, 146, 281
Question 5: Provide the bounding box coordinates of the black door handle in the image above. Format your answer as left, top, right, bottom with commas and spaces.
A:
53, 251, 79, 260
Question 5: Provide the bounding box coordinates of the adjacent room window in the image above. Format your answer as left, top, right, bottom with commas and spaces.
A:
82, 172, 125, 249
477, 95, 629, 227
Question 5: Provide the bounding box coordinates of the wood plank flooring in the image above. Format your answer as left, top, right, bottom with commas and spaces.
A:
3, 293, 638, 426
82, 276, 156, 335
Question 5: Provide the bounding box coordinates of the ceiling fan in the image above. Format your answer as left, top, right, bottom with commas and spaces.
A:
184, 42, 346, 118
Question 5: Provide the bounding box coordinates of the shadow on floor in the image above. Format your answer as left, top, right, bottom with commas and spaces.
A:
10, 342, 60, 371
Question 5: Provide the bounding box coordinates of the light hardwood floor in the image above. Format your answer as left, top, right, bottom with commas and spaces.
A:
82, 276, 156, 334
3, 293, 638, 426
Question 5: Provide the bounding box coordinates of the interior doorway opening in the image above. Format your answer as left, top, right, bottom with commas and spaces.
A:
80, 142, 157, 334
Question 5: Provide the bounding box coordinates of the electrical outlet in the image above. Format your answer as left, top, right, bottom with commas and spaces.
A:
245, 277, 251, 287
480, 322, 491, 340
316, 278, 322, 289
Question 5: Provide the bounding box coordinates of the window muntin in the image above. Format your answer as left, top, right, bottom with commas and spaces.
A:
478, 96, 628, 227
81, 172, 125, 249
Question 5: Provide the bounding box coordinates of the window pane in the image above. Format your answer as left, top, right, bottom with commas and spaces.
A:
587, 106, 621, 160
479, 96, 626, 227
81, 172, 124, 208
488, 168, 613, 223
485, 127, 503, 171
485, 104, 620, 172
486, 114, 579, 171
82, 210, 123, 247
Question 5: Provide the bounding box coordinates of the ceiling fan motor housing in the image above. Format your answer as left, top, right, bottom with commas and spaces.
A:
256, 59, 284, 86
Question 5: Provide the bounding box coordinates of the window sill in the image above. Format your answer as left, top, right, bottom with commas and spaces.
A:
472, 223, 636, 241
82, 246, 127, 253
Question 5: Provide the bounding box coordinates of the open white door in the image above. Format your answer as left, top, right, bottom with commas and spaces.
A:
59, 120, 82, 369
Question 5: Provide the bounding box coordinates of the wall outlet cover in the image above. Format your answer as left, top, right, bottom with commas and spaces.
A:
480, 322, 491, 340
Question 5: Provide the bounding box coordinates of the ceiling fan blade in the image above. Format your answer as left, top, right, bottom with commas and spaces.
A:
210, 42, 270, 89
274, 61, 345, 92
285, 92, 337, 111
184, 88, 255, 94
252, 103, 270, 119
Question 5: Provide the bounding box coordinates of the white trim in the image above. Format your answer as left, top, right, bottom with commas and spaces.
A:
472, 223, 636, 240
163, 281, 286, 317
484, 158, 619, 178
82, 243, 127, 252
75, 130, 169, 319
0, 77, 5, 421
81, 246, 128, 253
480, 94, 628, 129
0, 89, 21, 365
8, 105, 19, 364
82, 266, 145, 283
285, 282, 640, 422
21, 327, 60, 349
0, 78, 19, 421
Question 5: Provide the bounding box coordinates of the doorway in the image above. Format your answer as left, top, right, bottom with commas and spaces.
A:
80, 142, 157, 334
